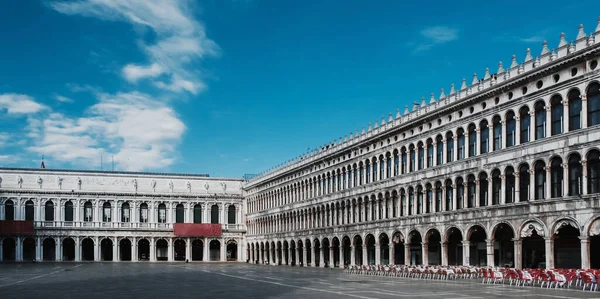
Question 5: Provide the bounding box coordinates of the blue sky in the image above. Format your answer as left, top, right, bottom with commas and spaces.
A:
0, 1, 598, 178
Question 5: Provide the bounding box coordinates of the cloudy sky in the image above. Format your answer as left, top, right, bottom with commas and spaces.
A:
0, 0, 598, 178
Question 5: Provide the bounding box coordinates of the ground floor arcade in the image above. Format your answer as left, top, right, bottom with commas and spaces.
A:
247, 216, 600, 270
0, 236, 241, 262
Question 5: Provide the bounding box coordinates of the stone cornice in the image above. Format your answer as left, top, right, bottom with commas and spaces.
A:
0, 190, 243, 200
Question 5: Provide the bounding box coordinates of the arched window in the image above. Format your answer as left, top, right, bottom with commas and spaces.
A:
480, 120, 489, 154
45, 201, 54, 221
416, 186, 423, 214
446, 132, 454, 162
399, 190, 406, 216
157, 203, 166, 223
506, 111, 516, 147
25, 200, 34, 221
64, 201, 73, 222
492, 116, 502, 151
175, 204, 184, 223
353, 164, 358, 185
588, 150, 600, 194
379, 156, 384, 180
519, 164, 530, 202
550, 157, 563, 198
457, 129, 466, 160
372, 158, 378, 181
467, 175, 476, 208
4, 200, 14, 221
534, 161, 546, 200
550, 95, 563, 135
505, 167, 515, 204
365, 160, 371, 183
445, 180, 454, 211
193, 204, 202, 223
425, 184, 433, 213
418, 143, 425, 170
401, 149, 407, 174
102, 202, 111, 222
210, 204, 219, 224
587, 82, 600, 126
436, 135, 443, 165
568, 89, 582, 131
435, 182, 443, 211
491, 170, 501, 205
468, 124, 477, 157
139, 203, 148, 223
426, 140, 434, 168
409, 145, 416, 172
534, 101, 546, 140
228, 205, 236, 224
121, 202, 130, 222
479, 173, 489, 206
568, 154, 583, 196
408, 187, 414, 216
359, 163, 365, 185
393, 152, 399, 176
520, 107, 530, 143
84, 201, 93, 222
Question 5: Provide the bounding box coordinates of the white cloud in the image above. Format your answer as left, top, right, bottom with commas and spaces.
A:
27, 91, 186, 171
413, 26, 459, 53
122, 63, 164, 83
520, 36, 545, 43
0, 93, 47, 114
50, 0, 219, 94
54, 94, 74, 103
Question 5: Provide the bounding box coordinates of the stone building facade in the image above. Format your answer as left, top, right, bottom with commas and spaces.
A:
0, 168, 245, 262
243, 21, 600, 270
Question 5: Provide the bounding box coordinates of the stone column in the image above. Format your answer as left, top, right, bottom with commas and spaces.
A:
486, 239, 494, 267
36, 236, 42, 261
580, 237, 590, 269
150, 237, 156, 262
544, 237, 554, 269
515, 116, 521, 145
545, 166, 551, 199
319, 247, 325, 267
362, 244, 368, 265
221, 239, 226, 262
546, 106, 552, 138
350, 245, 355, 265
500, 176, 506, 205
513, 238, 522, 269
563, 97, 570, 133
295, 247, 300, 266
562, 163, 569, 196
582, 160, 588, 195
186, 238, 191, 261
389, 244, 395, 265
433, 142, 438, 166
132, 237, 138, 262
529, 169, 535, 200
114, 237, 119, 262
404, 243, 411, 265
441, 242, 448, 266
515, 172, 521, 202
16, 236, 22, 261
94, 237, 99, 261
302, 247, 307, 266
463, 183, 468, 209
529, 111, 535, 143
375, 244, 381, 265
453, 136, 459, 161
462, 241, 470, 266
55, 237, 62, 261
475, 180, 481, 207
422, 242, 428, 266
75, 236, 81, 262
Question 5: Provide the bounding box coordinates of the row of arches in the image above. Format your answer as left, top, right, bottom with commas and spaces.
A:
2, 200, 238, 225
249, 82, 600, 213
0, 237, 238, 262
249, 150, 600, 235
248, 216, 600, 269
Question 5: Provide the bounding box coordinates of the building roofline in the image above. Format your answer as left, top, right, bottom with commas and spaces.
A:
0, 167, 242, 181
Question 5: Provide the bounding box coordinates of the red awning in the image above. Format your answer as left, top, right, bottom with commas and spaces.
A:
0, 220, 34, 234
173, 223, 222, 237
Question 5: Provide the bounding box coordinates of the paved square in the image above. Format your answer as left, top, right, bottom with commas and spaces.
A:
0, 263, 598, 299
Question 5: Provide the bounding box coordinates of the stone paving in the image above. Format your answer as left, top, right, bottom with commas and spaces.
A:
0, 263, 599, 299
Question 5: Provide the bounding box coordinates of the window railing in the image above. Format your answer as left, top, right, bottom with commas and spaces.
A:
33, 221, 246, 231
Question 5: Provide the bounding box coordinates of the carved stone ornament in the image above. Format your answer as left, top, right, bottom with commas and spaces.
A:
17, 176, 23, 188
221, 182, 227, 192
204, 182, 210, 190
37, 176, 43, 187
77, 177, 82, 189
554, 219, 579, 235
392, 232, 405, 244
0, 176, 2, 187
589, 219, 600, 236
151, 180, 157, 191
133, 179, 138, 191
169, 181, 174, 192
521, 221, 545, 238
57, 176, 63, 188
186, 181, 191, 192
